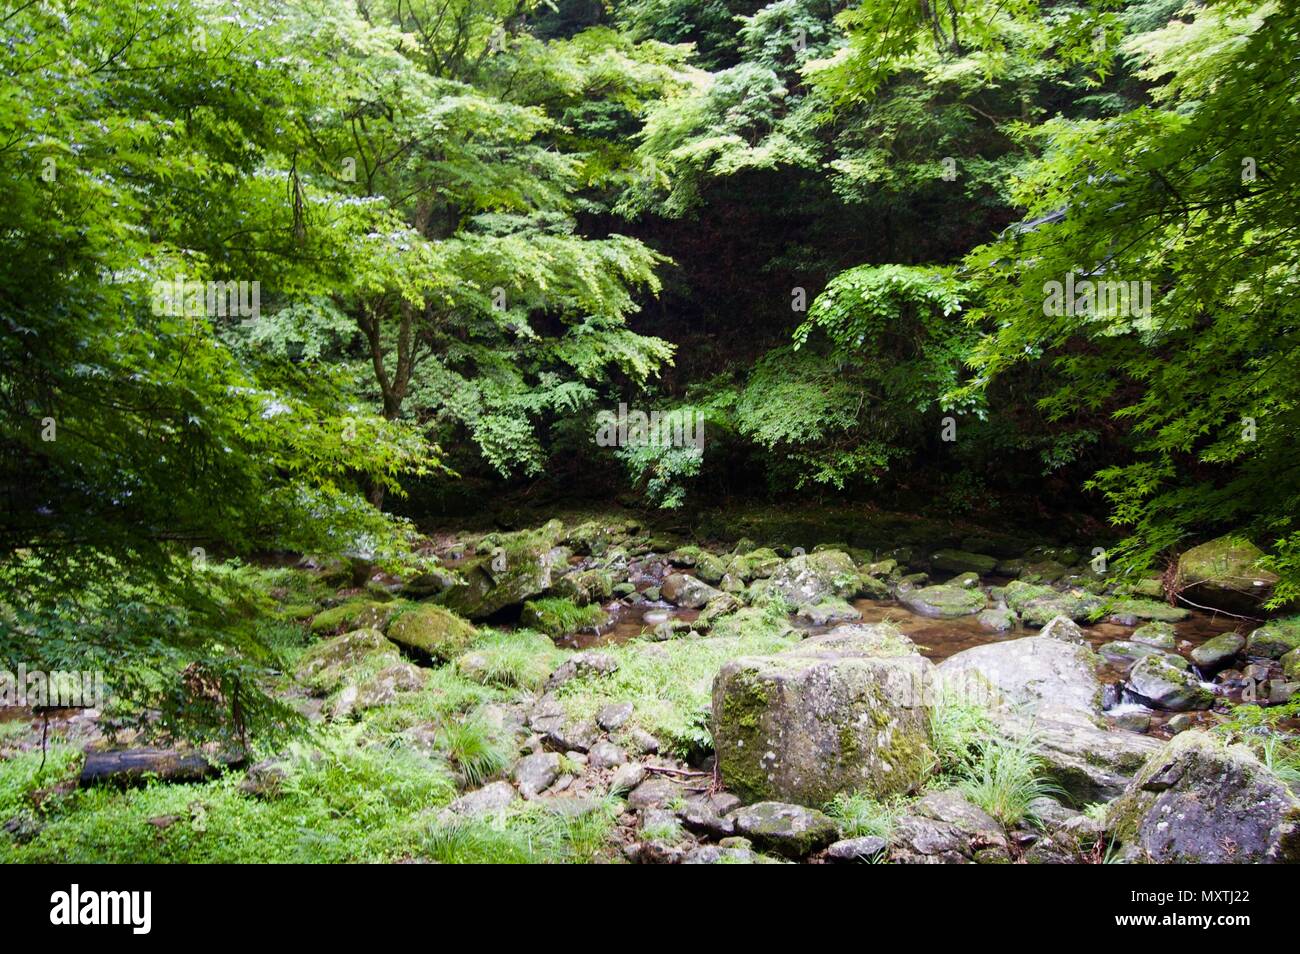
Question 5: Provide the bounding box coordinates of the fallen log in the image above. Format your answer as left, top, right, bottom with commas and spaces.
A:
79, 748, 244, 787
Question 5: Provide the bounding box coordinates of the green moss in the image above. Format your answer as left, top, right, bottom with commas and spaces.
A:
386, 603, 478, 660
519, 597, 608, 637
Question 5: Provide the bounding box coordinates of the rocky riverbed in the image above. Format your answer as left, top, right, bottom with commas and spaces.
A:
3, 511, 1298, 863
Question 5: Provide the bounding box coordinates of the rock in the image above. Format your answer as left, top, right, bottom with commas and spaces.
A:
542, 719, 600, 754
587, 740, 627, 770
889, 789, 1010, 864
1167, 713, 1197, 734
1176, 536, 1279, 614
1105, 598, 1190, 625
1283, 647, 1300, 680
308, 600, 400, 636
596, 701, 634, 731
825, 835, 888, 863
1112, 708, 1152, 733
937, 628, 1101, 719
727, 548, 783, 582
977, 608, 1017, 631
660, 573, 722, 609
1108, 731, 1300, 863
627, 776, 679, 810
767, 550, 860, 607
899, 584, 985, 619
730, 802, 839, 859
694, 552, 728, 585
1098, 640, 1167, 667
440, 526, 568, 619
1127, 654, 1214, 711
712, 624, 935, 804
1131, 622, 1176, 649
344, 661, 426, 715
795, 598, 860, 626
947, 571, 980, 588
520, 597, 607, 637
609, 761, 647, 794
612, 582, 636, 598
446, 780, 517, 817
545, 652, 618, 690
239, 758, 289, 799
1190, 632, 1246, 672
1246, 618, 1300, 659
512, 752, 561, 798
386, 604, 477, 660
696, 593, 742, 630
624, 728, 661, 755
930, 549, 998, 575
1003, 581, 1102, 626
678, 796, 737, 838
1019, 560, 1069, 584
549, 568, 614, 607
295, 628, 401, 694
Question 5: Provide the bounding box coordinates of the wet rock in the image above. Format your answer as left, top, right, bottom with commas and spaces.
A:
730, 802, 839, 859
1176, 536, 1278, 614
596, 701, 634, 731
767, 550, 860, 607
795, 598, 860, 626
899, 584, 985, 619
1098, 640, 1167, 668
660, 573, 722, 609
1167, 713, 1197, 734
1190, 632, 1246, 672
545, 652, 618, 690
512, 752, 561, 798
713, 624, 935, 804
930, 549, 998, 575
1132, 622, 1176, 649
1127, 654, 1214, 711
1246, 618, 1300, 659
386, 604, 477, 660
587, 740, 627, 770
977, 608, 1017, 632
1108, 731, 1300, 863
825, 835, 888, 863
446, 780, 517, 817
1112, 709, 1152, 733
1105, 599, 1190, 625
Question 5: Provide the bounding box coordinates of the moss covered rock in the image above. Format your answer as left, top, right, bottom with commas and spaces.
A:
309, 600, 402, 636
712, 624, 935, 805
660, 572, 723, 609
1105, 598, 1190, 625
1131, 621, 1176, 649
1176, 535, 1279, 614
439, 525, 569, 619
766, 550, 860, 607
1107, 731, 1300, 863
1127, 653, 1214, 711
899, 584, 985, 619
730, 802, 840, 859
295, 628, 402, 694
929, 549, 997, 575
1190, 632, 1245, 672
387, 604, 478, 660
1003, 580, 1103, 626
520, 597, 608, 637
1245, 618, 1300, 659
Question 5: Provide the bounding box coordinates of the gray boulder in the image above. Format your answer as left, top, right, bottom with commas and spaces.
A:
730, 802, 840, 859
1127, 654, 1214, 711
899, 584, 985, 619
660, 573, 722, 609
766, 550, 860, 607
1190, 632, 1245, 673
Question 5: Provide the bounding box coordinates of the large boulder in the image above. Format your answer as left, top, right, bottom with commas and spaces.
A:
726, 548, 783, 582
929, 549, 997, 575
439, 525, 569, 619
899, 584, 985, 619
1176, 536, 1279, 614
386, 604, 477, 660
729, 802, 840, 859
1190, 632, 1246, 673
766, 550, 860, 607
1245, 618, 1300, 659
1126, 654, 1214, 711
1003, 580, 1102, 626
295, 628, 401, 694
660, 573, 722, 609
1107, 731, 1300, 863
712, 624, 935, 805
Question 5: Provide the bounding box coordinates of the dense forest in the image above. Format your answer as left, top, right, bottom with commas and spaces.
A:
2, 0, 1298, 868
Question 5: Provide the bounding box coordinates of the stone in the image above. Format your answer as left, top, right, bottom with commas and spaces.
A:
937, 628, 1102, 719
1246, 618, 1300, 659
1097, 640, 1167, 667
308, 600, 400, 636
1167, 713, 1197, 734
1105, 599, 1190, 625
545, 651, 618, 690
1003, 580, 1102, 626
660, 573, 722, 609
678, 796, 736, 838
1108, 731, 1300, 863
542, 719, 600, 754
1283, 646, 1300, 681
440, 525, 568, 619
795, 598, 861, 626
726, 548, 783, 582
930, 549, 998, 575
730, 802, 839, 859
898, 584, 985, 619
1127, 654, 1214, 711
1190, 632, 1246, 672
1131, 621, 1176, 649
445, 780, 517, 817
386, 604, 478, 660
766, 550, 860, 607
295, 628, 401, 694
239, 758, 289, 799
512, 752, 561, 798
587, 740, 627, 770
889, 789, 1010, 864
977, 608, 1016, 632
609, 761, 647, 793
712, 624, 934, 804
1176, 536, 1278, 614
596, 701, 634, 731
825, 835, 888, 863
627, 776, 679, 810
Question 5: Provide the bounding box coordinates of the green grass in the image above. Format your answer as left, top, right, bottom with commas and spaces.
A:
825, 792, 902, 840
553, 602, 798, 757
423, 795, 623, 864
457, 628, 565, 690
520, 597, 608, 638
956, 734, 1063, 827
435, 716, 513, 788
927, 690, 996, 774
